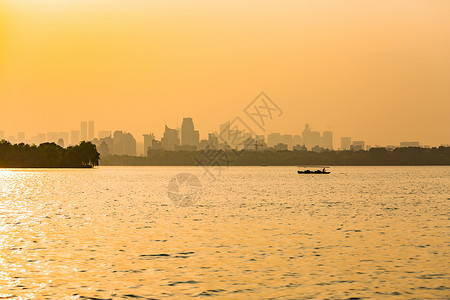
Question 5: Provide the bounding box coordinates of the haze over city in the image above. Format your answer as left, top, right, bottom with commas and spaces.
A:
1, 1, 450, 299
1, 0, 449, 147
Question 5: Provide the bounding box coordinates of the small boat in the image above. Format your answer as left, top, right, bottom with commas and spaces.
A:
297, 166, 330, 174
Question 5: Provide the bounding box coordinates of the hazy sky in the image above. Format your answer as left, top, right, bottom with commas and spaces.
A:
1, 0, 449, 146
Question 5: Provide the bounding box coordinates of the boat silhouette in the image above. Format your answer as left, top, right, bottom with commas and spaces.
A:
297, 166, 330, 174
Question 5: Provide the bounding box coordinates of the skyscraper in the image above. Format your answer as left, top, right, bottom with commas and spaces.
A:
80, 121, 87, 141
322, 131, 333, 150
143, 133, 155, 155
161, 125, 180, 150
181, 117, 199, 147
340, 137, 352, 150
88, 120, 94, 140
113, 131, 136, 156
302, 124, 312, 149
71, 130, 80, 146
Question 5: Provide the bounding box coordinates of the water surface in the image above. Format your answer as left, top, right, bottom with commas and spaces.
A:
0, 166, 449, 299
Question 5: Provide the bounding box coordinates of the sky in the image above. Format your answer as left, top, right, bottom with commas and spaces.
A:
1, 0, 449, 146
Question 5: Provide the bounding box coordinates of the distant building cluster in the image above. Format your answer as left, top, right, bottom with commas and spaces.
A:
0, 117, 433, 157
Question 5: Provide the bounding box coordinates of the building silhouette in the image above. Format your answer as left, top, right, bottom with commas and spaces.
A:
302, 124, 313, 149
400, 141, 420, 147
293, 135, 302, 148
57, 138, 64, 147
47, 132, 59, 143
80, 121, 87, 141
58, 132, 69, 146
152, 140, 162, 150
143, 133, 155, 155
208, 133, 219, 148
88, 121, 94, 141
113, 131, 136, 156
0, 131, 4, 140
70, 130, 80, 146
219, 121, 231, 142
181, 118, 199, 147
267, 133, 281, 148
340, 137, 351, 150
351, 140, 365, 151
161, 125, 180, 150
322, 130, 333, 150
293, 144, 307, 151
274, 143, 288, 151
281, 135, 293, 149
98, 140, 110, 156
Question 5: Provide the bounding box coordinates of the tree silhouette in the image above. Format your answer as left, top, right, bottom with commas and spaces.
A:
0, 140, 100, 168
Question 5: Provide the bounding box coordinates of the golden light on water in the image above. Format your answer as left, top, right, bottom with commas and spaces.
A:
0, 167, 448, 298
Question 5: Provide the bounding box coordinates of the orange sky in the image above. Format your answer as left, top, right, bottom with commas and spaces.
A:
1, 0, 449, 146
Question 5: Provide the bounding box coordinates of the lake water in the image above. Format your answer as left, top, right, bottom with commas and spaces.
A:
0, 166, 449, 299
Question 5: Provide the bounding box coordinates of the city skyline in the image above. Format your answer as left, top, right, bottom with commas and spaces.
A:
1, 1, 449, 147
0, 117, 440, 158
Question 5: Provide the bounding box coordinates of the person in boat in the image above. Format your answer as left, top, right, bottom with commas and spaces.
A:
322, 168, 326, 172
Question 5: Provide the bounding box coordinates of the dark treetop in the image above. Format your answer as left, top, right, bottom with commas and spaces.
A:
0, 140, 100, 168
100, 146, 450, 166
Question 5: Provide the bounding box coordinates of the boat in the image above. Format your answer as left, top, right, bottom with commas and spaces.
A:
297, 166, 330, 174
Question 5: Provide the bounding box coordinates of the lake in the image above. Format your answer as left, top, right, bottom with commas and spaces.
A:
0, 166, 449, 299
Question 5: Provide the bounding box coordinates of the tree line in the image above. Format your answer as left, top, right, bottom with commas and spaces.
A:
0, 140, 100, 168
99, 146, 450, 166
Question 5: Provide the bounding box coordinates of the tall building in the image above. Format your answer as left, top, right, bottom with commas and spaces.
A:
322, 131, 333, 150
113, 131, 136, 156
302, 124, 322, 149
71, 130, 80, 146
143, 133, 155, 155
0, 130, 4, 140
340, 137, 351, 150
302, 124, 312, 149
181, 118, 199, 147
161, 125, 180, 150
310, 131, 321, 148
80, 121, 87, 141
88, 121, 94, 140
